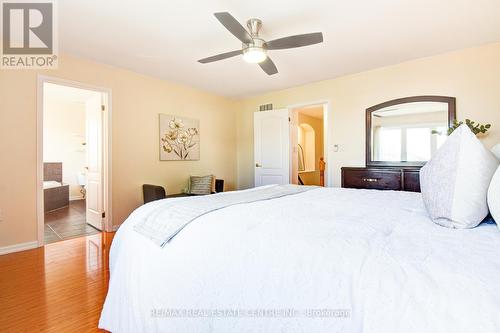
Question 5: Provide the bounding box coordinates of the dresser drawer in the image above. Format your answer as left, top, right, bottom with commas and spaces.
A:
341, 168, 402, 190
403, 170, 421, 192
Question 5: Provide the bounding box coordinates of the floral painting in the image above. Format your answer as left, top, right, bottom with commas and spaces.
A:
159, 114, 200, 160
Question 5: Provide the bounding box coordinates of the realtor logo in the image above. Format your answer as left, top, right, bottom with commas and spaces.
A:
1, 0, 58, 68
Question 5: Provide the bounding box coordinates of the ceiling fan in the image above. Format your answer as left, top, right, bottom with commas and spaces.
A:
198, 12, 324, 75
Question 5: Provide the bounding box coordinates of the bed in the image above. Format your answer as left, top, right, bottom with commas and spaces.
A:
43, 162, 69, 212
99, 185, 500, 332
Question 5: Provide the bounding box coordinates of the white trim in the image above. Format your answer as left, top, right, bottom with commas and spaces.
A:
69, 196, 85, 201
288, 100, 332, 187
37, 77, 44, 247
102, 90, 113, 232
112, 224, 120, 232
0, 241, 39, 256
37, 75, 114, 248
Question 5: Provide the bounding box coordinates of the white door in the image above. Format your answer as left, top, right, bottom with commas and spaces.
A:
254, 109, 290, 186
85, 93, 104, 230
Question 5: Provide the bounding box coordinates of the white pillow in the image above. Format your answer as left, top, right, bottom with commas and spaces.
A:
488, 166, 500, 229
420, 125, 499, 228
491, 143, 500, 160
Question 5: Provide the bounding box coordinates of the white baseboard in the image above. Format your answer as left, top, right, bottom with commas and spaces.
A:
70, 196, 84, 201
111, 224, 120, 232
0, 241, 39, 255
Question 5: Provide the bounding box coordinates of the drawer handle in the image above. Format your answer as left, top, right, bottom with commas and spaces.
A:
362, 178, 379, 183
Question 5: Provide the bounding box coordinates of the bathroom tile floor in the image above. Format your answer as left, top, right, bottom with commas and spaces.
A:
44, 200, 100, 244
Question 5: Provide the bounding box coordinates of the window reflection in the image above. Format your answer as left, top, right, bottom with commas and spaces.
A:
371, 101, 449, 162
377, 128, 402, 161
374, 126, 447, 161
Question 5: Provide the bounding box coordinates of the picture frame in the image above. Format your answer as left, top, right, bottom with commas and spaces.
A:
159, 114, 200, 161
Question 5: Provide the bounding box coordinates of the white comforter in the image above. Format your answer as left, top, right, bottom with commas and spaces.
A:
99, 187, 500, 333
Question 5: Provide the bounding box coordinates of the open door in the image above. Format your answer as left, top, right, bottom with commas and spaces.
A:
254, 109, 290, 186
85, 93, 104, 230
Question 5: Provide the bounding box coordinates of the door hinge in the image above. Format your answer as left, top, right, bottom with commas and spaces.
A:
288, 117, 291, 122
101, 105, 105, 111
102, 212, 106, 218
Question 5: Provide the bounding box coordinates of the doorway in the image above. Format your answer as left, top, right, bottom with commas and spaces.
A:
290, 103, 327, 186
37, 77, 112, 246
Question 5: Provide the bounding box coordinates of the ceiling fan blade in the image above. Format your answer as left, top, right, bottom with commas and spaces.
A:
198, 50, 242, 64
214, 12, 252, 44
265, 32, 323, 50
259, 57, 278, 75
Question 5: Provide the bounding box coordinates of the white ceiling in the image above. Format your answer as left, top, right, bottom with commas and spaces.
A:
59, 0, 500, 98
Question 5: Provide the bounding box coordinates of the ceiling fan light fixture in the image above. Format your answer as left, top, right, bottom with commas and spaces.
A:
243, 47, 267, 63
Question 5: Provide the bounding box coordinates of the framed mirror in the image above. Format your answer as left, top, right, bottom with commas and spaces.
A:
366, 96, 456, 167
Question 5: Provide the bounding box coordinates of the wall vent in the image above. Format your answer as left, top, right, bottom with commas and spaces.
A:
259, 103, 273, 111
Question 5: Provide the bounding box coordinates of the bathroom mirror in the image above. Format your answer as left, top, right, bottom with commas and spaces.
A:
366, 96, 456, 167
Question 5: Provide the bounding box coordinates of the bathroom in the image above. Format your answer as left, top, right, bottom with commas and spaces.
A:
42, 83, 103, 244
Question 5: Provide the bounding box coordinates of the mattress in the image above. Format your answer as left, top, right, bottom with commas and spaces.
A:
99, 187, 500, 332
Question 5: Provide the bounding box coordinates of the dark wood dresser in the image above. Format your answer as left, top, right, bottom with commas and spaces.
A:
341, 167, 421, 192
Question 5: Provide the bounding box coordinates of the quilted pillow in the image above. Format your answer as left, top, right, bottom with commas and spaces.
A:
420, 125, 499, 228
189, 175, 215, 195
488, 166, 500, 229
492, 143, 500, 160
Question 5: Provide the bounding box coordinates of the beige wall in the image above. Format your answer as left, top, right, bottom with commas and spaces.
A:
0, 54, 239, 248
43, 99, 86, 199
236, 42, 500, 189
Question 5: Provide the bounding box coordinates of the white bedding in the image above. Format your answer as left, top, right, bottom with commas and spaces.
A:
99, 187, 500, 333
134, 184, 314, 246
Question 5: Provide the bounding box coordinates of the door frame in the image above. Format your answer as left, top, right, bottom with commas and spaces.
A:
288, 100, 331, 187
36, 75, 113, 247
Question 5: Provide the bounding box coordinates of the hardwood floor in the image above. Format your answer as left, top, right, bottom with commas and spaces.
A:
45, 200, 100, 244
0, 232, 114, 332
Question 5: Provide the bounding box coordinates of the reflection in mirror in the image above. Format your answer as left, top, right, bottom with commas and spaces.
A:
371, 102, 449, 162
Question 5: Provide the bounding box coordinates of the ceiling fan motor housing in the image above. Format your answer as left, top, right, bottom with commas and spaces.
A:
243, 37, 265, 50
